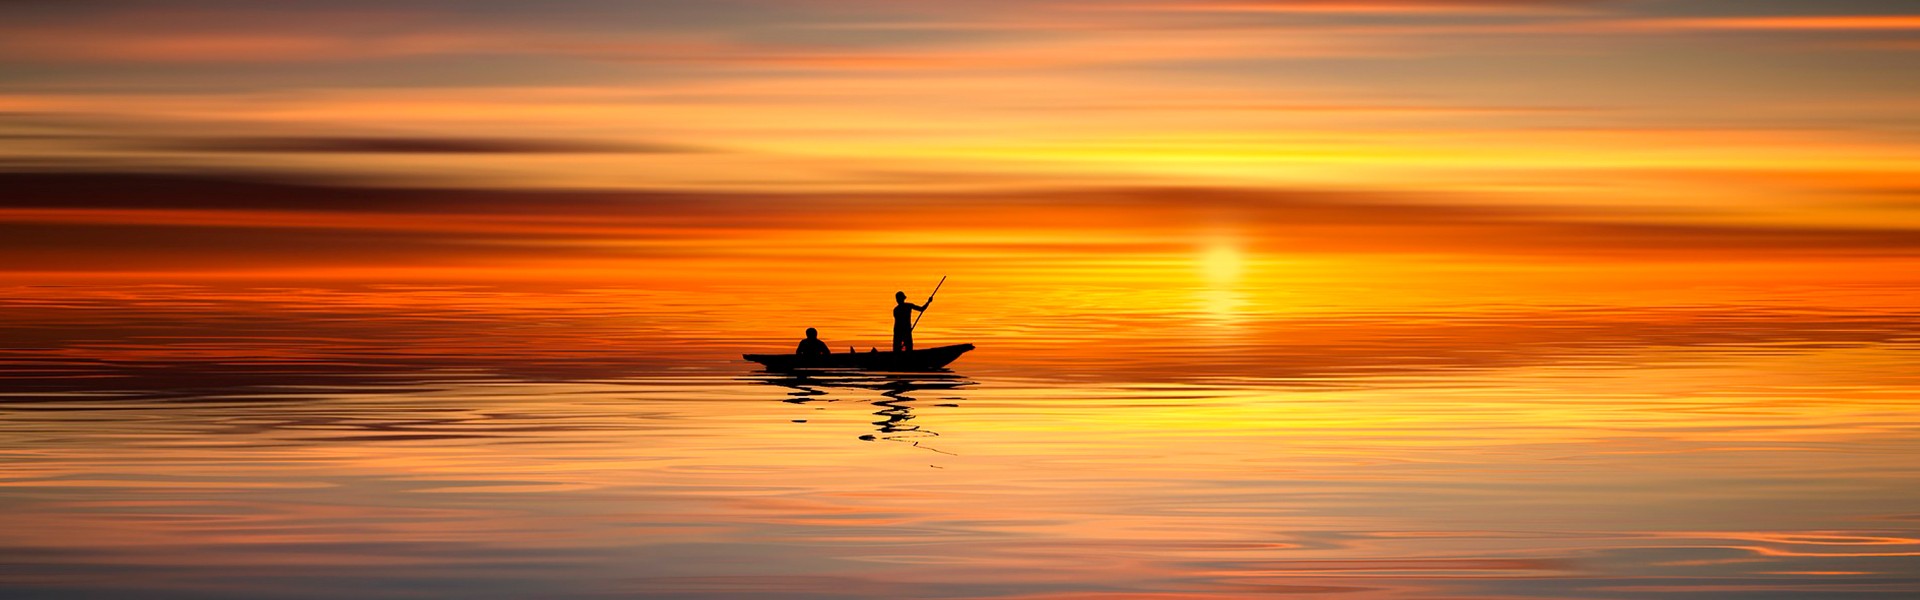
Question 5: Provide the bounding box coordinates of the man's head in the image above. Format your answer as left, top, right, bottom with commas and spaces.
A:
805, 327, 819, 339
895, 291, 907, 302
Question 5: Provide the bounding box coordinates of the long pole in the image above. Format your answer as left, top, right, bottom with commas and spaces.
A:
911, 275, 946, 331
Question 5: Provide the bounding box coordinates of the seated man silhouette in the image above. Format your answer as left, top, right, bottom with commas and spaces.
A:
795, 327, 831, 356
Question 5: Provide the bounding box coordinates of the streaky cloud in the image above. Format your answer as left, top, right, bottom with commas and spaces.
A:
138, 136, 703, 154
3, 170, 1919, 277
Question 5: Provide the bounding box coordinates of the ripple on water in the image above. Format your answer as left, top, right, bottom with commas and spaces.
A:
1, 285, 1918, 598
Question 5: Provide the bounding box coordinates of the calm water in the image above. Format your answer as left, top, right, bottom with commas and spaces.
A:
3, 283, 1920, 599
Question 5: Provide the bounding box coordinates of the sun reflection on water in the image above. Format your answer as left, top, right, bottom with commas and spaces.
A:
0, 282, 1918, 599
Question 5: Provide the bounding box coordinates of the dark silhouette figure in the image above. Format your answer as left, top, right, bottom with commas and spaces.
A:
892, 291, 927, 352
795, 327, 830, 356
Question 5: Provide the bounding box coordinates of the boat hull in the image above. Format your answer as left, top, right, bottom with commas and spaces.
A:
744, 343, 974, 372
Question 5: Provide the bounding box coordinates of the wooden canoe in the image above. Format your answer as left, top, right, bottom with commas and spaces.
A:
744, 343, 974, 372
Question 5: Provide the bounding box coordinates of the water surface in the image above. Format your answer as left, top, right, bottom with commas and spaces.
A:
3, 283, 1919, 599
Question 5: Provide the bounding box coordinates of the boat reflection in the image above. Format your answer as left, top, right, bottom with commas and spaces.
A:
748, 370, 973, 453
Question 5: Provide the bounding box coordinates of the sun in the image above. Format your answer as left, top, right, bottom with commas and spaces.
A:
1200, 244, 1244, 284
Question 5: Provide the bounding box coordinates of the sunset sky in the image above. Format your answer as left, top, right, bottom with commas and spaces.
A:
3, 0, 1918, 282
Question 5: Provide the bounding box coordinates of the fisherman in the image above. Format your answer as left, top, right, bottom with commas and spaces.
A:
892, 291, 927, 352
795, 327, 830, 356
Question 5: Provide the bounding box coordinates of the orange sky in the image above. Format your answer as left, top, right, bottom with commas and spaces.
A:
2, 0, 1918, 283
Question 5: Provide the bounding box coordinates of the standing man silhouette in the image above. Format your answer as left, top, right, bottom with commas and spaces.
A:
892, 291, 927, 352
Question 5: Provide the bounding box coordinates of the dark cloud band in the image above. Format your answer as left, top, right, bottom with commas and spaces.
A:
137, 136, 701, 154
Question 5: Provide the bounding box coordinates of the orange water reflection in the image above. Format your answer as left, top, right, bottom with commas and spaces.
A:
2, 282, 1919, 599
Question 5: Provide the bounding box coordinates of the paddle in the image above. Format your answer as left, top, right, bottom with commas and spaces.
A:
910, 275, 946, 331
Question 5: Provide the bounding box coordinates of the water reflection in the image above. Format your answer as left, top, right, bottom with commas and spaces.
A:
3, 284, 1920, 599
749, 370, 973, 453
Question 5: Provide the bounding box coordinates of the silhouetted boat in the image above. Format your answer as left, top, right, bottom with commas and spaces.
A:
744, 343, 974, 372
